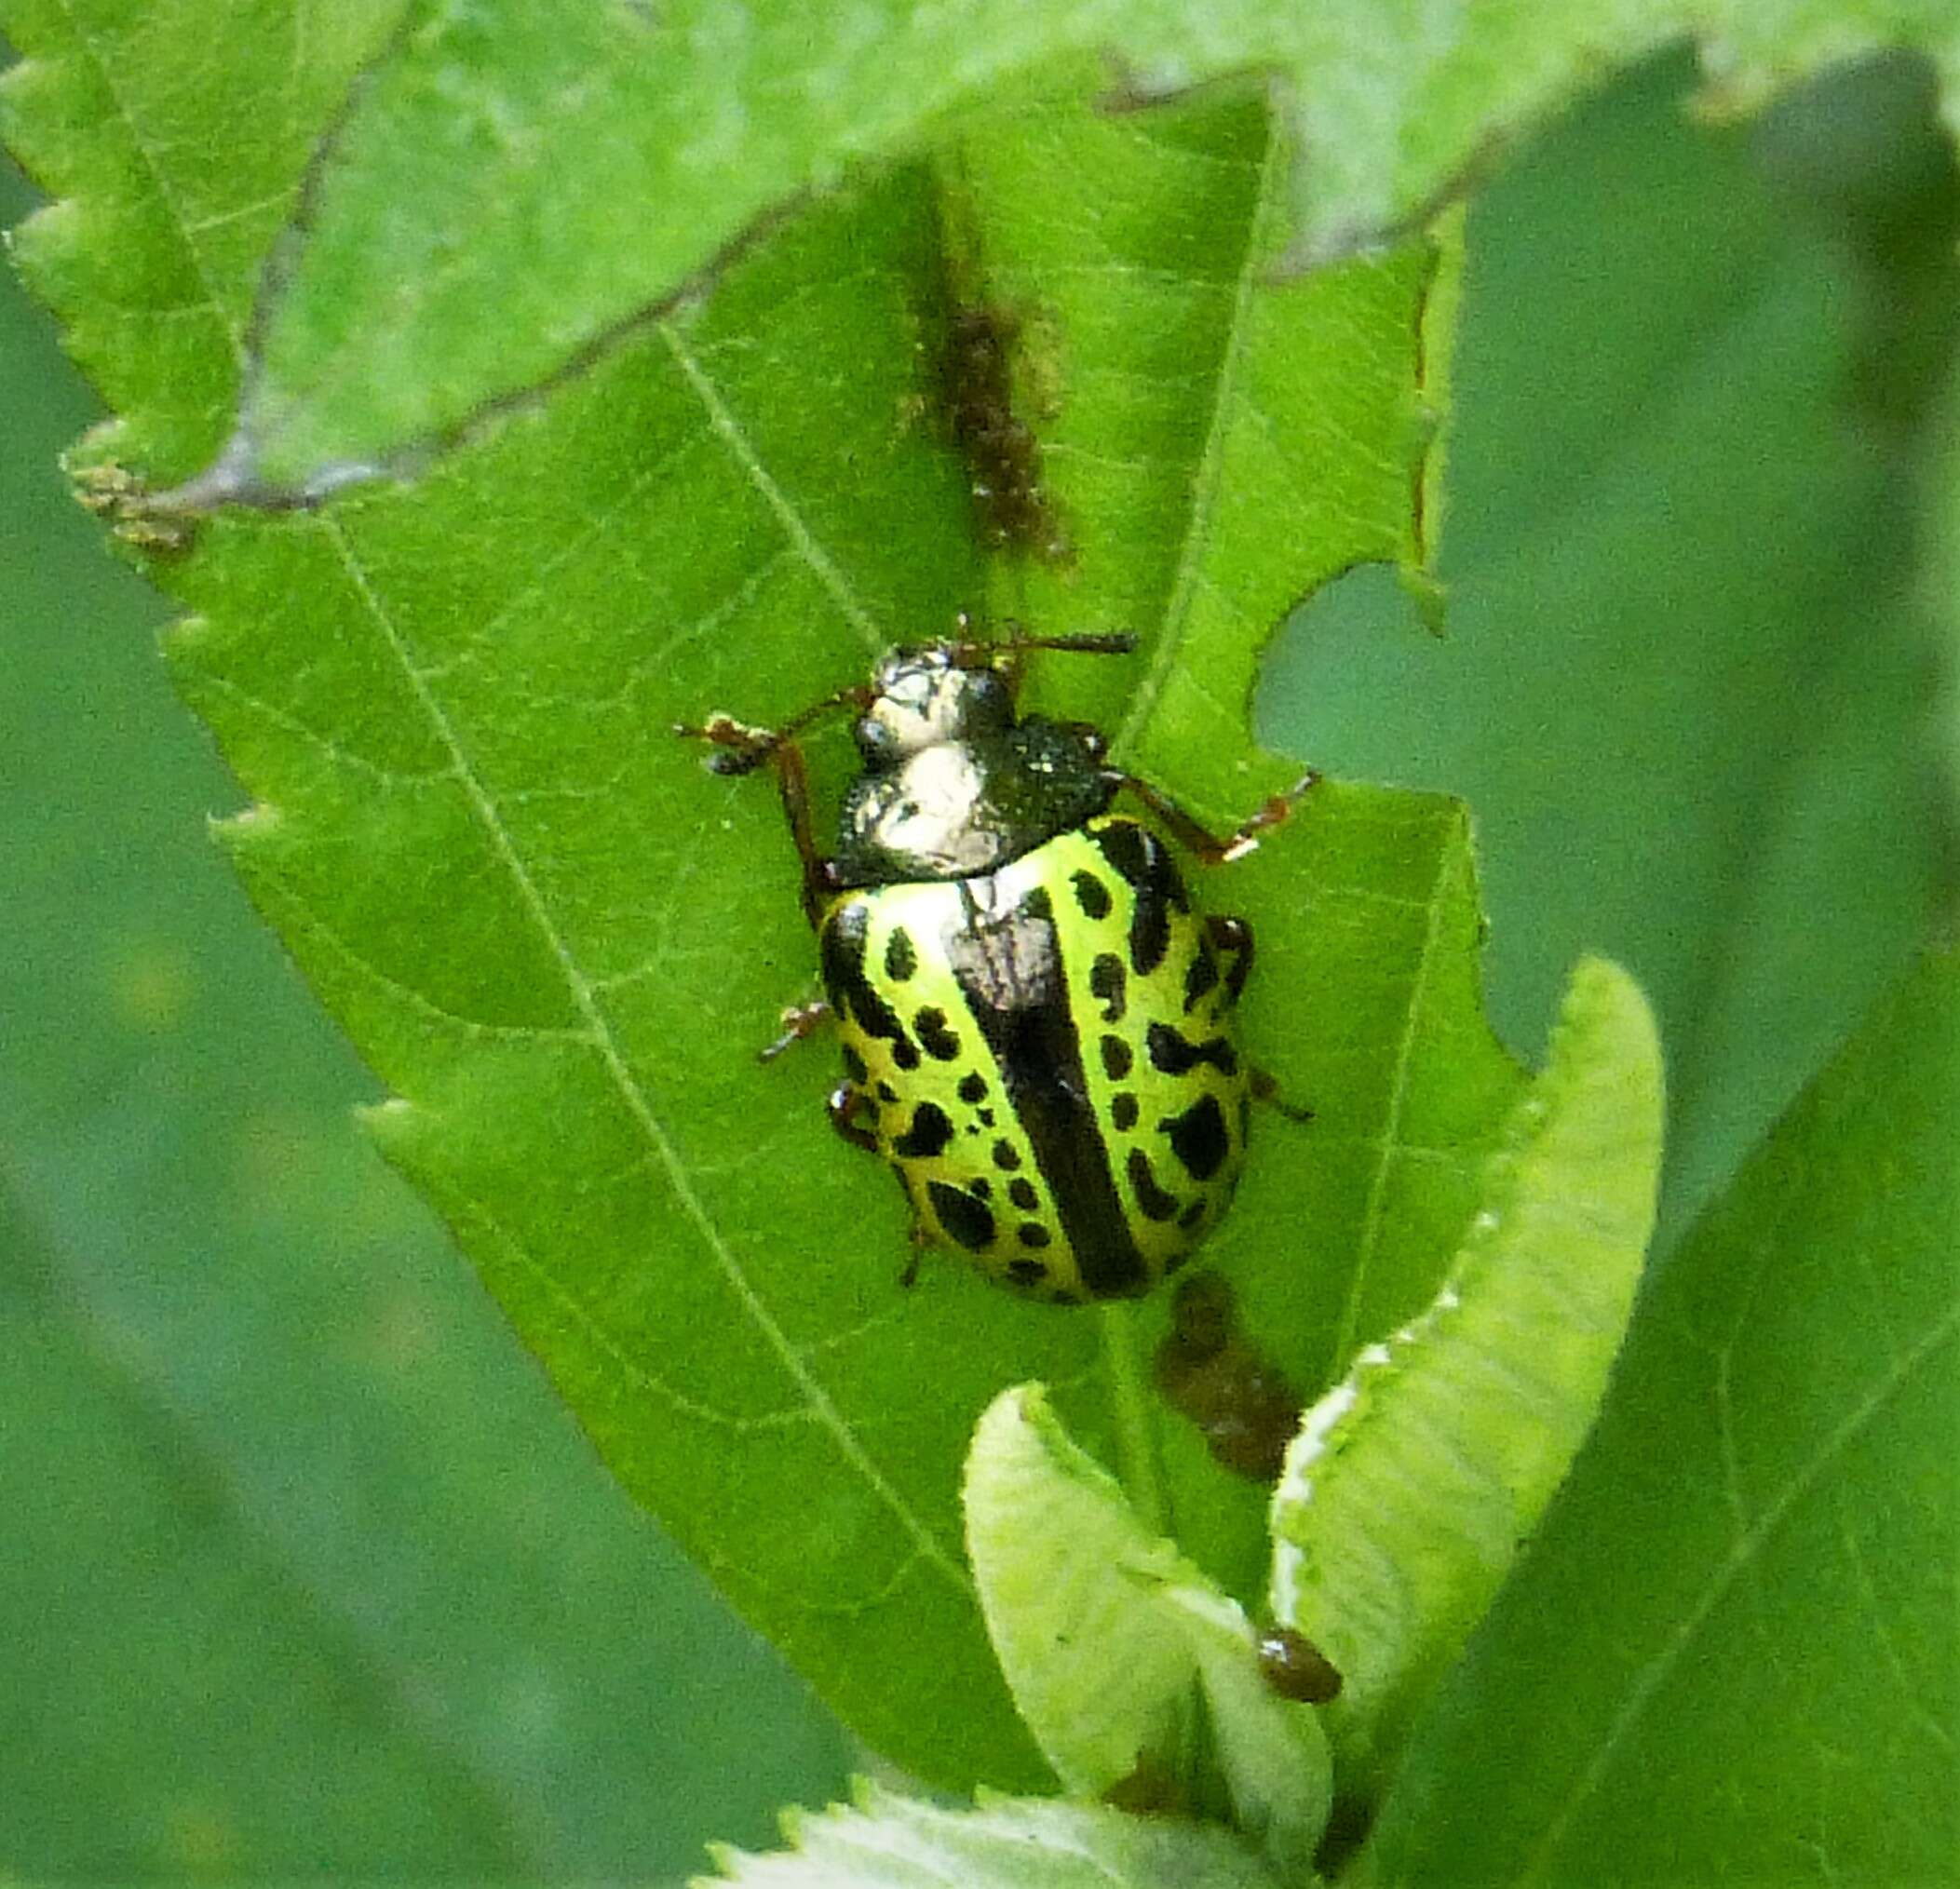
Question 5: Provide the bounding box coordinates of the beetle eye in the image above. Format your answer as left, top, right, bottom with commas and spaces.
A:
955, 668, 1012, 735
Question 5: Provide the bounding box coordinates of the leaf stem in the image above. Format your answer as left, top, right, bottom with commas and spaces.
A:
1097, 1301, 1167, 1538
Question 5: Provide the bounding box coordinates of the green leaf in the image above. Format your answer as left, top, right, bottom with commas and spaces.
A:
0, 149, 849, 1876
1360, 947, 1960, 1887
1261, 53, 1957, 1247
3, 1, 1515, 1793
699, 1782, 1284, 1889
90, 0, 1959, 494
1268, 957, 1663, 1810
965, 1385, 1331, 1878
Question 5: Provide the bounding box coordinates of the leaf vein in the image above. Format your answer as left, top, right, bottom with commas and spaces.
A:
659, 322, 886, 659
322, 516, 974, 1598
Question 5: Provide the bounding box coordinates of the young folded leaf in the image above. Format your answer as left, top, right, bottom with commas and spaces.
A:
966, 1384, 1331, 1878
1268, 956, 1663, 1809
699, 1781, 1283, 1889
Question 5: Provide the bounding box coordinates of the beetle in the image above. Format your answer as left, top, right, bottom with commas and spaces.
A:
677, 629, 1313, 1302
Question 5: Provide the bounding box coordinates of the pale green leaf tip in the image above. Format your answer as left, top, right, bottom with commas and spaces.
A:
1265, 953, 1663, 1785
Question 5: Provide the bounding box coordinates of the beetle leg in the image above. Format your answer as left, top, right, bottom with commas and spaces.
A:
1249, 1065, 1314, 1126
676, 685, 873, 929
1105, 768, 1321, 865
761, 999, 832, 1063
769, 737, 845, 930
827, 1082, 880, 1153
899, 1219, 932, 1289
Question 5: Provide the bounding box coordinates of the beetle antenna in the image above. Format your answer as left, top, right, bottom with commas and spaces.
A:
672, 681, 874, 776
945, 622, 1138, 667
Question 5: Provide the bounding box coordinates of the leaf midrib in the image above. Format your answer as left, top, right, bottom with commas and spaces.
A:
1111, 92, 1286, 763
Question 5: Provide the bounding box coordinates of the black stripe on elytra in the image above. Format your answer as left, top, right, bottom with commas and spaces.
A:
1092, 821, 1190, 977
944, 877, 1149, 1296
1146, 1020, 1238, 1078
820, 903, 920, 1070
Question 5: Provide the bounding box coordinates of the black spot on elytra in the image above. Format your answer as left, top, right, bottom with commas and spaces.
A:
1007, 1257, 1049, 1288
1017, 1222, 1052, 1248
1184, 943, 1221, 1013
913, 1006, 961, 1061
1008, 1177, 1038, 1212
876, 1081, 899, 1105
1177, 1199, 1207, 1231
1128, 1147, 1180, 1222
884, 926, 918, 982
841, 1043, 869, 1085
822, 903, 919, 1068
1146, 1021, 1237, 1078
1072, 870, 1113, 921
1163, 1093, 1230, 1181
969, 1177, 992, 1200
895, 1101, 954, 1159
1092, 819, 1150, 885
957, 1071, 988, 1104
1089, 953, 1127, 1024
1020, 885, 1053, 923
992, 1139, 1021, 1171
1112, 1092, 1140, 1132
978, 1108, 996, 1127
1223, 937, 1251, 1006
929, 1181, 995, 1252
1092, 821, 1188, 977
1101, 1034, 1133, 1081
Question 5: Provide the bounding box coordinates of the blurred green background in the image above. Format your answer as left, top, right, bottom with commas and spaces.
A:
3, 44, 1952, 1885
0, 128, 853, 1889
